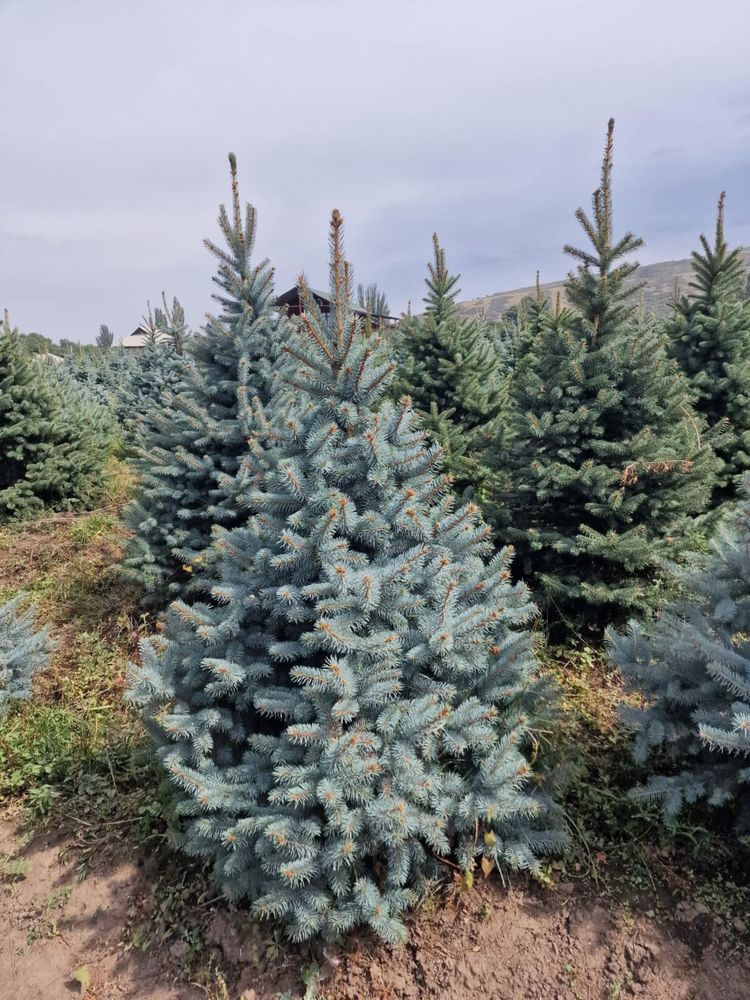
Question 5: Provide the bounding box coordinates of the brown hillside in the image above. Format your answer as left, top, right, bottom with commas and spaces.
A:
457, 247, 750, 320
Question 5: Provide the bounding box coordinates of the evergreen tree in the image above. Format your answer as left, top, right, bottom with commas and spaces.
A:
122, 155, 291, 608
481, 284, 553, 534
496, 121, 719, 637
667, 193, 750, 505
60, 347, 139, 427
498, 275, 552, 372
126, 298, 190, 419
0, 594, 54, 716
52, 364, 116, 482
609, 476, 750, 830
16, 331, 60, 357
65, 343, 188, 448
356, 282, 390, 325
0, 313, 113, 519
96, 324, 114, 349
141, 295, 188, 355
61, 312, 188, 450
395, 236, 506, 496
129, 210, 563, 945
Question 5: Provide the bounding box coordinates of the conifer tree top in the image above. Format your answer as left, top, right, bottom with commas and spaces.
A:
204, 152, 275, 325
284, 210, 397, 408
666, 189, 750, 506
686, 191, 746, 307
423, 233, 460, 324
564, 118, 643, 338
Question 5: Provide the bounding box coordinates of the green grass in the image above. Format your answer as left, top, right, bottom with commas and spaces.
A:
65, 511, 121, 549
0, 691, 157, 825
0, 462, 160, 834
0, 618, 162, 836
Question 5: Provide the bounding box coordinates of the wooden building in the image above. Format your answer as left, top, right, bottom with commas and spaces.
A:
118, 325, 172, 349
275, 285, 399, 329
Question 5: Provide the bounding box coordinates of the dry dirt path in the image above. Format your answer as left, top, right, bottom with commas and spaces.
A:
2, 815, 749, 1000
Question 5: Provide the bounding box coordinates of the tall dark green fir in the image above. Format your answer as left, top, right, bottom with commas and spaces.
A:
667, 192, 750, 505
395, 235, 506, 496
498, 120, 719, 638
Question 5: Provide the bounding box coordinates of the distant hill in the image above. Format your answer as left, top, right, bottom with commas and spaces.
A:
456, 248, 750, 321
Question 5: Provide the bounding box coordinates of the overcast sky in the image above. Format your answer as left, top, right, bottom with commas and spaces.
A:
3, 0, 750, 343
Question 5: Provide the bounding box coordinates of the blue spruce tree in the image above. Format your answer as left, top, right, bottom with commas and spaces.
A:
126, 296, 190, 420
61, 303, 187, 445
609, 476, 750, 831
61, 347, 137, 422
129, 210, 564, 944
123, 155, 290, 607
0, 595, 54, 716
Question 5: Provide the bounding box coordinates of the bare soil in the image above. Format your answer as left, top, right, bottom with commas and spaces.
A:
332, 883, 750, 1000
2, 814, 748, 1000
0, 816, 200, 1000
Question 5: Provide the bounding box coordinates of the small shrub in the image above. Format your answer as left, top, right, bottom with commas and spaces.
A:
610, 478, 750, 832
0, 594, 54, 716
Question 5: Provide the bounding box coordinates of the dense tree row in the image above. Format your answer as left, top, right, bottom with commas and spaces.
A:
397, 122, 750, 848
60, 299, 189, 439
124, 125, 750, 936
0, 313, 114, 519
3, 120, 749, 943
400, 121, 746, 639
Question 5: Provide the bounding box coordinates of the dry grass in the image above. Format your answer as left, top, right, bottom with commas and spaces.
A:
0, 457, 139, 631
457, 247, 750, 321
0, 456, 150, 825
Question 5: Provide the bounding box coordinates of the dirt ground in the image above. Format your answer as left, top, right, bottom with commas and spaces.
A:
2, 814, 748, 1000
0, 816, 199, 1000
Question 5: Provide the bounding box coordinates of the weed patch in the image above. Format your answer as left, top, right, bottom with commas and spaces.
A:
543, 643, 750, 933
0, 465, 160, 837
